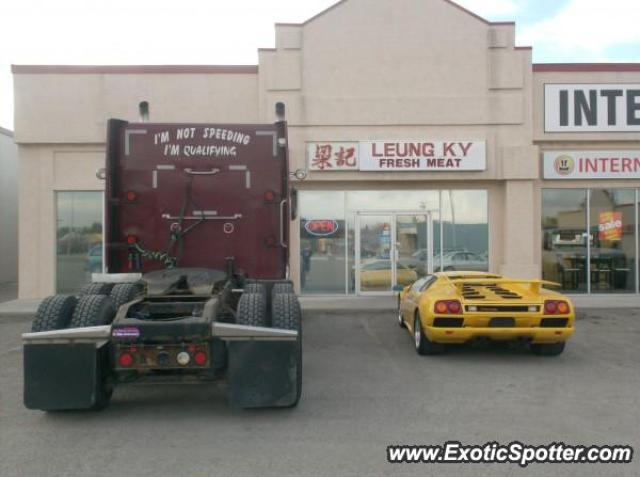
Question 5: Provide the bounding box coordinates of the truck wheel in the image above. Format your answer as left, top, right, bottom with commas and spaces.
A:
272, 282, 294, 297
31, 295, 78, 332
271, 293, 302, 406
243, 283, 266, 295
531, 342, 566, 356
236, 292, 267, 327
69, 295, 116, 328
109, 283, 142, 311
414, 314, 445, 355
271, 293, 301, 331
79, 283, 113, 296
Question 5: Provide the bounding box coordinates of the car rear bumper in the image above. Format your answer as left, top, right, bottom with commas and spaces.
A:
425, 325, 575, 344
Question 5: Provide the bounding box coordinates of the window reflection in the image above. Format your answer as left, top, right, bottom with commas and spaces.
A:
299, 189, 489, 295
589, 189, 635, 293
56, 192, 103, 293
299, 191, 346, 294
542, 189, 588, 293
440, 190, 489, 272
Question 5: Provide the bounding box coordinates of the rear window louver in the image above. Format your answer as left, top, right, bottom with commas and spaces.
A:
460, 283, 523, 300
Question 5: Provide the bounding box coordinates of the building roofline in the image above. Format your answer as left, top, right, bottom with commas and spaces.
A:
11, 65, 258, 75
275, 0, 515, 27
533, 63, 640, 72
0, 126, 13, 137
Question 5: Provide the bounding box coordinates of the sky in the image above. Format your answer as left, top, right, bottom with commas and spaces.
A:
1, 0, 639, 130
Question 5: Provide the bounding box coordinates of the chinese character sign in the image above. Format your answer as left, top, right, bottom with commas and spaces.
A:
598, 212, 623, 241
307, 142, 359, 171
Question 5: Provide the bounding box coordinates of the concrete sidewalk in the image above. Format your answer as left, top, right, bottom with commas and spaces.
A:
0, 295, 396, 318
1, 291, 637, 318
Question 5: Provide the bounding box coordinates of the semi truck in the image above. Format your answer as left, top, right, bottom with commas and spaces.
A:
22, 110, 302, 410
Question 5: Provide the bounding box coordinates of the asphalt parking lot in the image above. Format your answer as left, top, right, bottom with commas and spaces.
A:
1, 309, 639, 477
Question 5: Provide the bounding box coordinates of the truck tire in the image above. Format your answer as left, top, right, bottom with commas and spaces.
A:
271, 293, 301, 331
31, 295, 78, 332
271, 292, 302, 406
78, 282, 113, 296
236, 292, 267, 327
69, 295, 116, 328
271, 282, 294, 297
109, 283, 142, 311
243, 283, 266, 295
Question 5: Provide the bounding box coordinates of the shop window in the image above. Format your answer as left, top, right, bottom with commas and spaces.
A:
589, 189, 635, 293
542, 189, 588, 293
299, 191, 346, 294
440, 190, 489, 272
56, 192, 103, 293
542, 188, 637, 294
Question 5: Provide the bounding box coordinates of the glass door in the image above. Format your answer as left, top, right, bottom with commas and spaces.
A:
355, 214, 394, 293
396, 214, 433, 286
355, 212, 432, 295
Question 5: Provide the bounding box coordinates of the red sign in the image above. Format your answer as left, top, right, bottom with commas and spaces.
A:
304, 220, 340, 237
598, 212, 623, 241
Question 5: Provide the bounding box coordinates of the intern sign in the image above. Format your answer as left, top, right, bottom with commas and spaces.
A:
544, 150, 640, 179
545, 84, 640, 132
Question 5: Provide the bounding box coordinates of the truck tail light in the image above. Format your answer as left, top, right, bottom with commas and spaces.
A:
194, 351, 207, 366
126, 234, 138, 245
263, 190, 276, 202
434, 300, 462, 314
125, 191, 137, 202
544, 300, 569, 315
118, 352, 134, 367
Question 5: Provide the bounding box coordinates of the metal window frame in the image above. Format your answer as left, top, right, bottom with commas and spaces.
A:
354, 210, 433, 296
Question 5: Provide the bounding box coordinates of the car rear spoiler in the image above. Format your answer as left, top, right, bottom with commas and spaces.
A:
448, 278, 562, 294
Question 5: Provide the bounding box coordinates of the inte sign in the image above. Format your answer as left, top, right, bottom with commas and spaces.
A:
544, 84, 640, 132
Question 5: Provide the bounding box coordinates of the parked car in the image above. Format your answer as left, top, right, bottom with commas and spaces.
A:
435, 251, 488, 272
397, 271, 575, 356
358, 259, 417, 289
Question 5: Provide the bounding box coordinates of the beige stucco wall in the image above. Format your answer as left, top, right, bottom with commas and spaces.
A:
14, 73, 260, 144
11, 0, 640, 298
0, 129, 18, 284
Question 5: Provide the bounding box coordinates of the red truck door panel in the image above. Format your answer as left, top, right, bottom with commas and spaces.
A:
105, 120, 289, 279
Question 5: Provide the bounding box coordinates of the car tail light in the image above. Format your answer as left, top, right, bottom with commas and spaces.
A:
447, 301, 461, 314
544, 300, 569, 315
118, 352, 134, 367
194, 351, 207, 366
434, 300, 462, 314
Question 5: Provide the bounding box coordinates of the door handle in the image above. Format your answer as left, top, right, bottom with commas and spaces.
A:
279, 199, 288, 248
184, 168, 220, 175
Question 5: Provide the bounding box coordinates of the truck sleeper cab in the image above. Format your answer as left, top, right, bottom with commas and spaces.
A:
23, 116, 302, 411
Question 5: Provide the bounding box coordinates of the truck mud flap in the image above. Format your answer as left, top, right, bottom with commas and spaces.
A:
24, 343, 109, 411
227, 341, 299, 409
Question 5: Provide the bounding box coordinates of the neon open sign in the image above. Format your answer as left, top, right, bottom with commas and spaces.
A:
304, 220, 339, 237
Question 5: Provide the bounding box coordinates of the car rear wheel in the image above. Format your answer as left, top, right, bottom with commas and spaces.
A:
397, 299, 405, 328
530, 341, 566, 356
414, 314, 445, 355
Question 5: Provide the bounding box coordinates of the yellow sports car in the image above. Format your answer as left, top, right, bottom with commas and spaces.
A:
360, 260, 417, 289
397, 272, 575, 356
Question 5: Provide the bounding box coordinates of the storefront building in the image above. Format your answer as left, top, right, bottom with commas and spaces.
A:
12, 0, 640, 303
